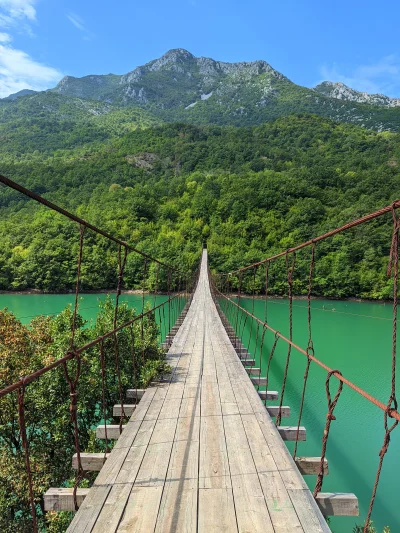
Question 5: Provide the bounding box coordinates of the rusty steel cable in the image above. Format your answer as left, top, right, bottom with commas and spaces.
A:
213, 289, 400, 422
294, 243, 316, 459
264, 262, 269, 324
99, 339, 109, 460
264, 332, 280, 406
364, 206, 400, 531
259, 325, 267, 384
113, 245, 128, 431
314, 370, 344, 496
0, 175, 198, 531
276, 252, 296, 427
17, 384, 38, 533
167, 271, 172, 344
71, 224, 86, 349
66, 222, 88, 510
0, 293, 186, 399
62, 351, 84, 511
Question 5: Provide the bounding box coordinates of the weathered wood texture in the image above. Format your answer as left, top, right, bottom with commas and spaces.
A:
44, 488, 90, 511
295, 456, 329, 476
126, 389, 145, 400
72, 453, 110, 472
65, 250, 336, 532
316, 493, 359, 516
113, 404, 136, 417
96, 425, 125, 440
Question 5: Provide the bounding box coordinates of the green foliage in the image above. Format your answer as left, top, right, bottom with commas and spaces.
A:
353, 522, 390, 532
0, 298, 167, 532
0, 115, 399, 298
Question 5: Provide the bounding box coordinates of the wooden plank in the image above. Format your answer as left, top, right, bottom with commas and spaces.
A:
96, 424, 125, 440
258, 471, 304, 532
241, 413, 278, 473
67, 486, 111, 532
66, 250, 333, 533
198, 488, 238, 533
175, 415, 200, 442
241, 358, 255, 366
251, 377, 269, 386
287, 489, 332, 533
316, 493, 359, 516
113, 404, 136, 417
253, 411, 296, 472
232, 474, 275, 533
91, 484, 133, 533
116, 486, 164, 532
201, 381, 222, 416
295, 457, 329, 476
267, 405, 290, 418
44, 488, 90, 512
149, 417, 177, 444
72, 453, 109, 472
223, 414, 256, 476
199, 415, 231, 488
126, 388, 146, 400
258, 390, 279, 400
245, 367, 261, 376
135, 441, 174, 486
158, 397, 182, 420
278, 426, 306, 441
155, 482, 197, 532
114, 445, 148, 484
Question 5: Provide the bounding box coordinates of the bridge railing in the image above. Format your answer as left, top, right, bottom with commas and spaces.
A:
210, 201, 400, 532
0, 175, 198, 532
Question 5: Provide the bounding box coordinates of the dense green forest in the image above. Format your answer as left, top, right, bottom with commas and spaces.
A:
0, 298, 174, 532
0, 113, 399, 298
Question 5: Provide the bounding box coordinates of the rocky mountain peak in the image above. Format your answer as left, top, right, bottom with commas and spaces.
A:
314, 81, 400, 108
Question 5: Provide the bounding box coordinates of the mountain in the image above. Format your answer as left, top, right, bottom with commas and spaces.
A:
2, 48, 400, 153
1, 89, 38, 101
314, 81, 400, 108
0, 91, 162, 155
48, 48, 400, 131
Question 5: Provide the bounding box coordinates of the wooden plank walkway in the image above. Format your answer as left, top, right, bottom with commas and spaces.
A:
67, 250, 331, 533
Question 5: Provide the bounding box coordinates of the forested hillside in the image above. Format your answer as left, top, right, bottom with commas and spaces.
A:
1, 114, 399, 298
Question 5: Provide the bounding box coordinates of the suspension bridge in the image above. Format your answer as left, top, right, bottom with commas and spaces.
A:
0, 175, 399, 533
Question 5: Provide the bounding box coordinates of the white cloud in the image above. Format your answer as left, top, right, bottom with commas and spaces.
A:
319, 56, 400, 97
67, 12, 85, 31
0, 42, 62, 97
67, 12, 93, 41
0, 31, 11, 42
0, 0, 36, 22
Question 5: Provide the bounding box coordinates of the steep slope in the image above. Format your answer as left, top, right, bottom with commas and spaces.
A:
1, 89, 38, 101
49, 48, 400, 131
0, 116, 399, 297
0, 92, 162, 154
314, 81, 400, 107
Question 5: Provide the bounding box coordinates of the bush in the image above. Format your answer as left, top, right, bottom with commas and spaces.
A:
0, 296, 170, 532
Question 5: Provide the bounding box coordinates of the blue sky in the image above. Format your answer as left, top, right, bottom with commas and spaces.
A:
0, 0, 400, 98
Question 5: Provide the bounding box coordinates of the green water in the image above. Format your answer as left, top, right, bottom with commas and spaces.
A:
0, 292, 176, 341
225, 297, 400, 533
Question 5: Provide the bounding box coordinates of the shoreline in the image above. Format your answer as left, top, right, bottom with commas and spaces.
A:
0, 289, 393, 304
0, 289, 168, 296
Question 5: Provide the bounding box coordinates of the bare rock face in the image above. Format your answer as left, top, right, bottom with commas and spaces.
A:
314, 81, 400, 108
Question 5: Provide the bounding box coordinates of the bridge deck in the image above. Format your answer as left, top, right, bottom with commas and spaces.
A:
67, 251, 330, 533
